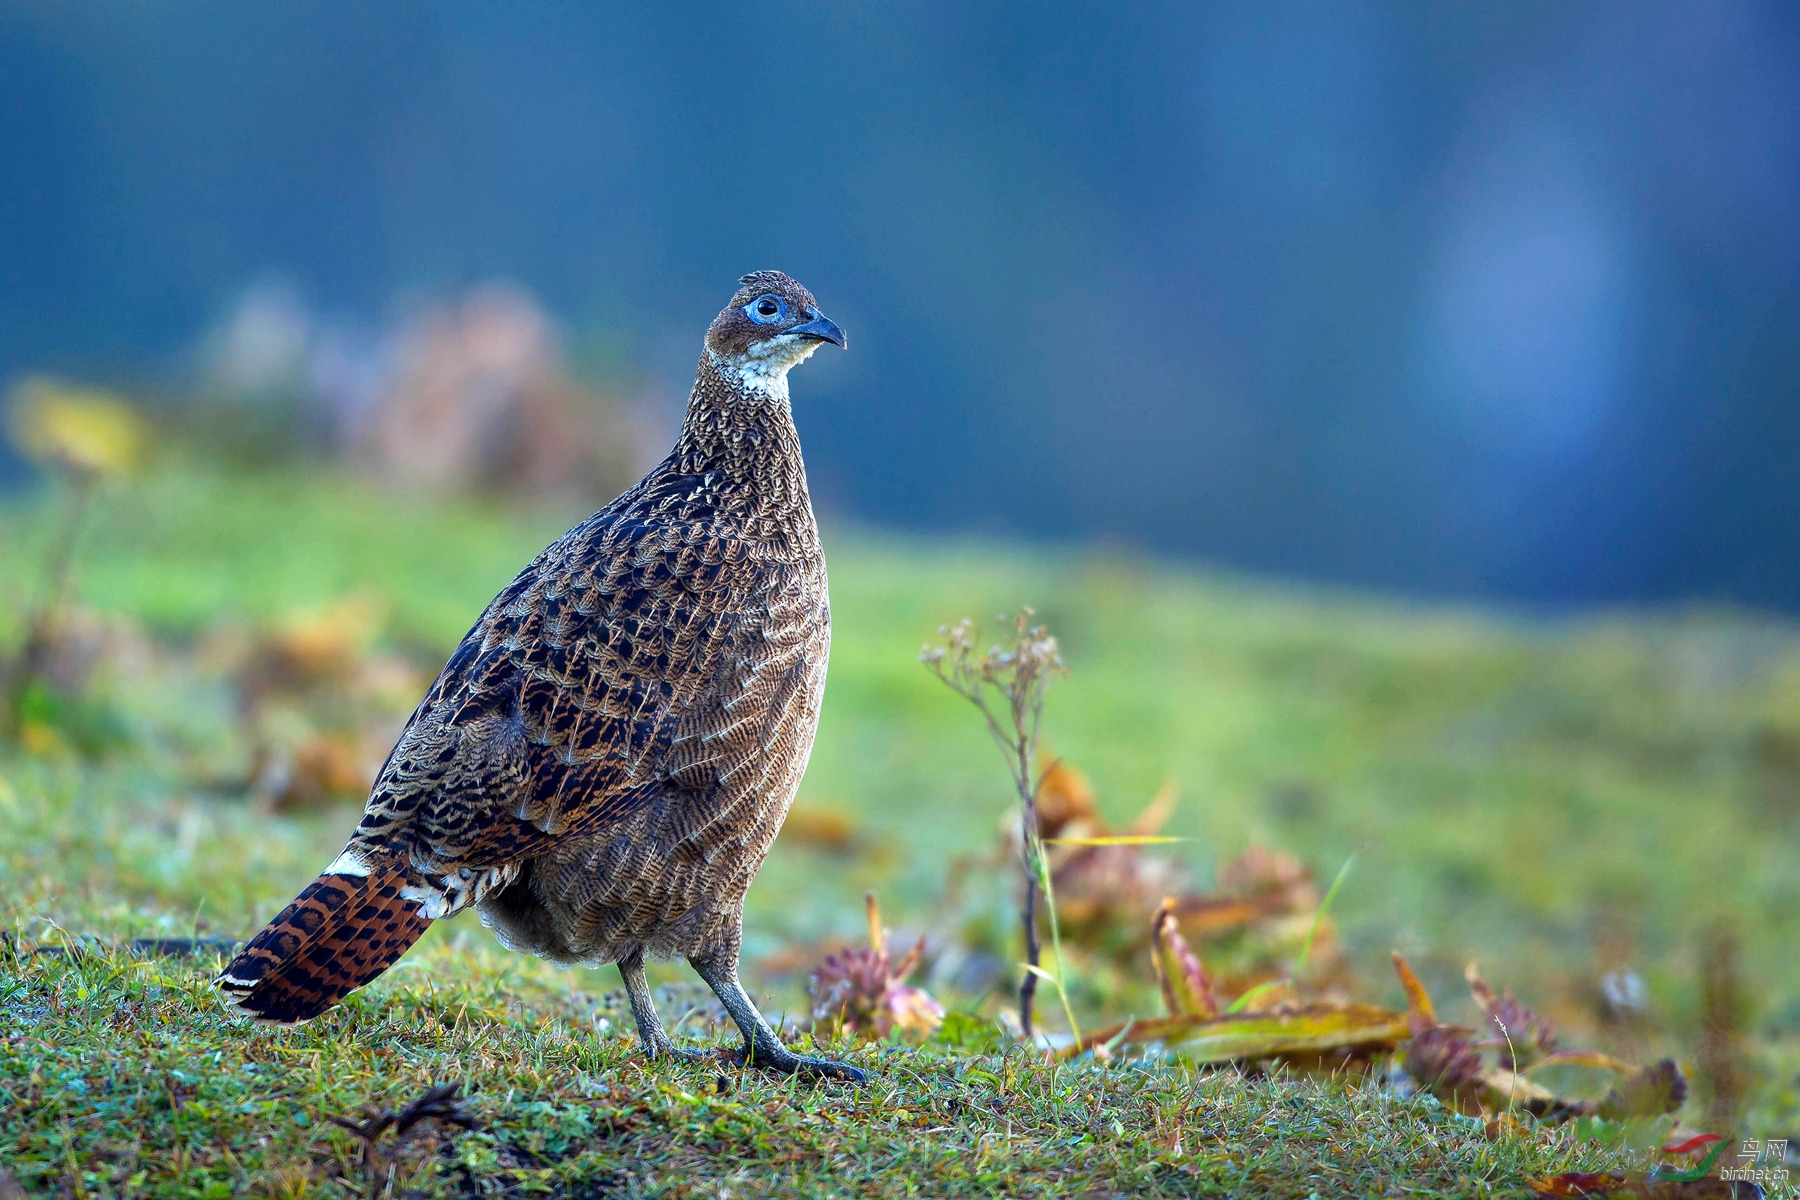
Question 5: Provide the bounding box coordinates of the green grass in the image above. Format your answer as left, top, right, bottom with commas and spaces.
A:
3, 936, 1645, 1198
3, 458, 1796, 1194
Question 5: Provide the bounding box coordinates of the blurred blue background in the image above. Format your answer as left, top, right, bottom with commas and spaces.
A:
3, 1, 1797, 607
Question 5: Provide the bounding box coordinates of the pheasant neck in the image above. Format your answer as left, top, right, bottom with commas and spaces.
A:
674, 352, 816, 534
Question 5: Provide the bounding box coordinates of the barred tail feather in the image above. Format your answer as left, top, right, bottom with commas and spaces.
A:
216, 848, 431, 1024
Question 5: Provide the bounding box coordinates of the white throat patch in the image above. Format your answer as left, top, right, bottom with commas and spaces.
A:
713, 336, 822, 402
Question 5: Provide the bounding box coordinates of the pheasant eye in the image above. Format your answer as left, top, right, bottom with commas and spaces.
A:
746, 294, 785, 324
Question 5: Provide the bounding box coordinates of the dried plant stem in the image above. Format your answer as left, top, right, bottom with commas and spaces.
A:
1006, 682, 1047, 1035
922, 611, 1076, 1042
1019, 823, 1043, 1033
327, 1082, 478, 1198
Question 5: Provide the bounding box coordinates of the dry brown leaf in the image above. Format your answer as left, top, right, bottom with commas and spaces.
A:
279, 734, 370, 808
1392, 951, 1436, 1025
1033, 757, 1099, 839
782, 805, 857, 852
249, 596, 389, 694
1218, 846, 1318, 909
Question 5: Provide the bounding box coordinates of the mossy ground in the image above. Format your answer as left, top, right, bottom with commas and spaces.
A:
2, 460, 1794, 1195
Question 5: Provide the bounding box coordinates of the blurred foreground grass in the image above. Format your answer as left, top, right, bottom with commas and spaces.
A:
3, 459, 1797, 1192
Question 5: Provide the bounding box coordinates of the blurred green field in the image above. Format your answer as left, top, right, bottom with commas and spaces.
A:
4, 458, 1799, 1173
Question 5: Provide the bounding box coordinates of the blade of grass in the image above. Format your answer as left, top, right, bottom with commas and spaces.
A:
1294, 851, 1357, 980
1225, 979, 1289, 1014
1225, 851, 1359, 1014
1032, 843, 1084, 1047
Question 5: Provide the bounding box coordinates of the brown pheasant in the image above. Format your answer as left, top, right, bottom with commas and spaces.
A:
218, 271, 861, 1080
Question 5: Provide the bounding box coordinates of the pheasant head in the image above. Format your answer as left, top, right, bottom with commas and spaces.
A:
705, 270, 846, 399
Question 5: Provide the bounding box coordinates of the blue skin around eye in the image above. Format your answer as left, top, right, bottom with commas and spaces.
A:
744, 295, 788, 325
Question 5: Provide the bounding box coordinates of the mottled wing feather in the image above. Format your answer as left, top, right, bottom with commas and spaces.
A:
351, 467, 790, 885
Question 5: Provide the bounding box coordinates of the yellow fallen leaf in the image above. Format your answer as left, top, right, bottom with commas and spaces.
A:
1043, 835, 1189, 846
1067, 1002, 1412, 1064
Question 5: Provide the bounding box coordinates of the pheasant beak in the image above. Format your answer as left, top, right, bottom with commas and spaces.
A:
788, 313, 846, 349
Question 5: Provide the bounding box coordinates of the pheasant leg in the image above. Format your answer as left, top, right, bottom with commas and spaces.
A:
690, 951, 866, 1082
618, 950, 709, 1062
